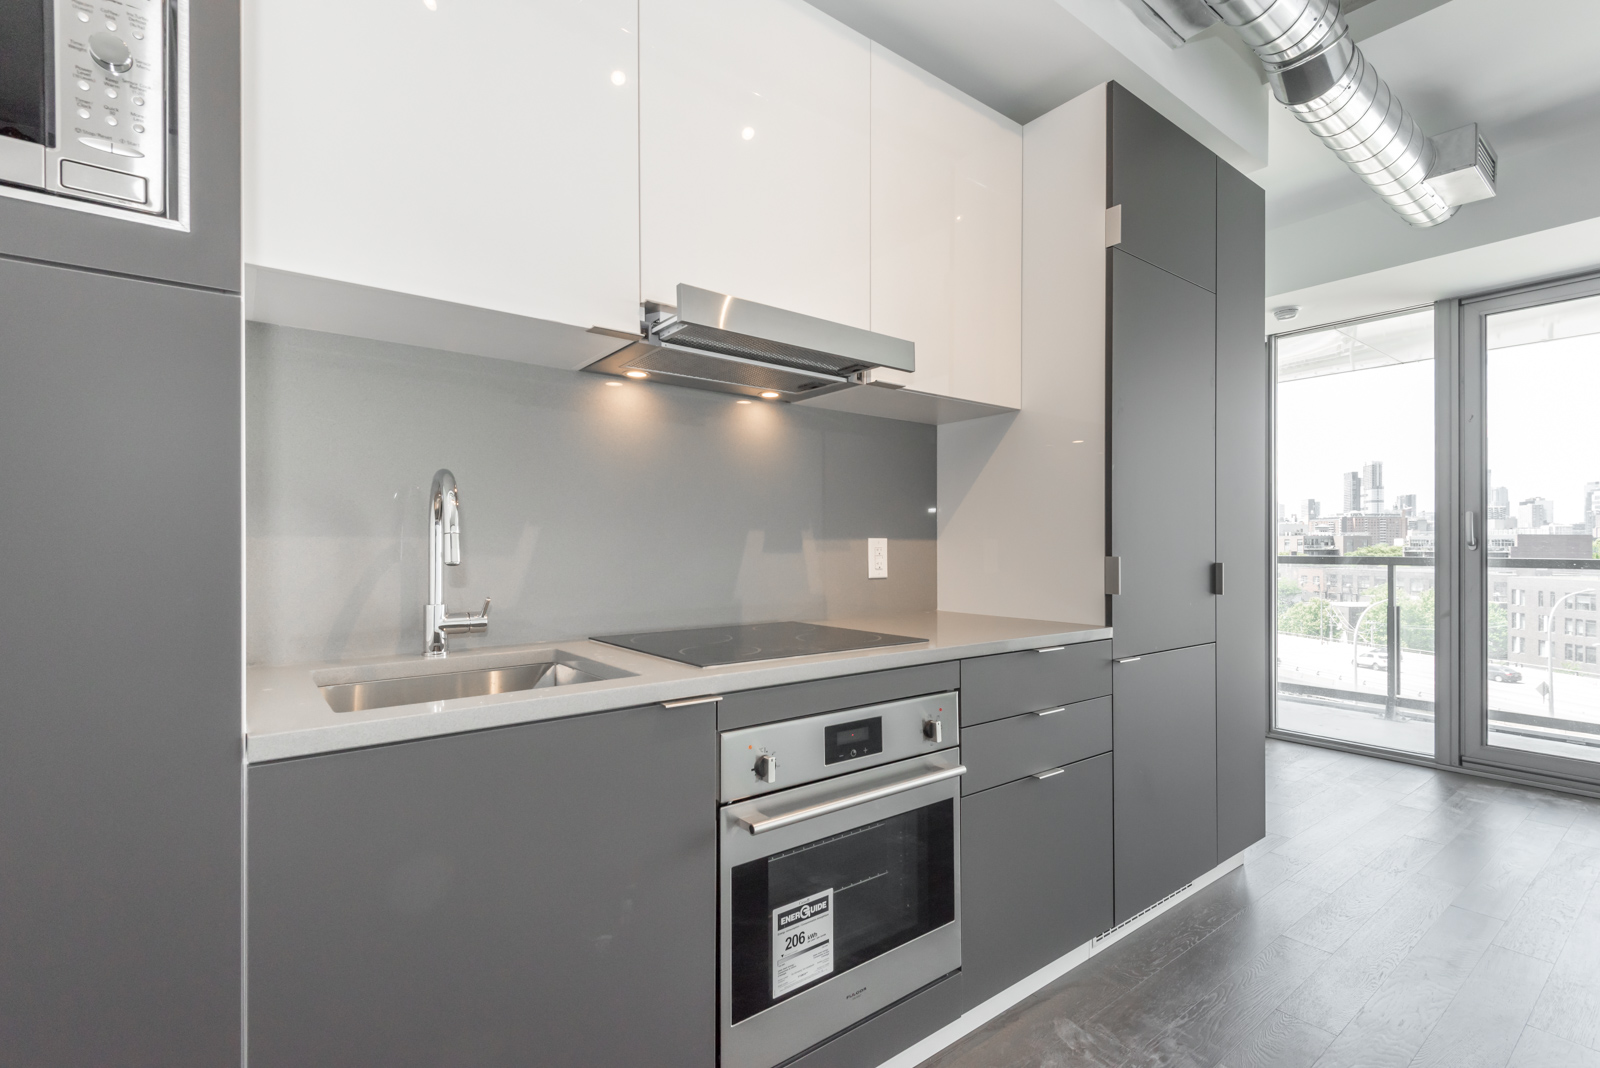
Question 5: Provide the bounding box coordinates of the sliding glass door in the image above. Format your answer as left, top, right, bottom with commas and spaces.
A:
1273, 309, 1438, 756
1461, 277, 1600, 783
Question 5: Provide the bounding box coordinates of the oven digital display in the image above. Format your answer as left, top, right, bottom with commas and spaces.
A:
824, 717, 883, 764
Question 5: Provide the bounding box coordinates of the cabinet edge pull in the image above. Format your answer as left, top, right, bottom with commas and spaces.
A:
1033, 706, 1068, 717
662, 695, 722, 708
1032, 767, 1066, 780
1115, 656, 1142, 664
1035, 645, 1069, 653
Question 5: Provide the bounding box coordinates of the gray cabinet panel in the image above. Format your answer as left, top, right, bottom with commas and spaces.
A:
1215, 161, 1268, 861
962, 753, 1114, 1008
0, 260, 241, 1065
1114, 646, 1218, 922
249, 703, 716, 1068
1109, 249, 1217, 659
718, 661, 958, 730
959, 641, 1112, 726
0, 1, 240, 291
1108, 82, 1217, 293
961, 697, 1113, 794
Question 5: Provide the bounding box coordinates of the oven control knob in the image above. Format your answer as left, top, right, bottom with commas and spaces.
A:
88, 32, 135, 75
753, 753, 776, 784
923, 718, 943, 744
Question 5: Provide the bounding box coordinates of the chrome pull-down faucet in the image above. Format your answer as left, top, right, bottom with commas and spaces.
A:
424, 469, 490, 657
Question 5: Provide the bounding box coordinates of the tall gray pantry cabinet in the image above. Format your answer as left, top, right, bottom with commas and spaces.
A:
1106, 83, 1269, 923
0, 2, 243, 1063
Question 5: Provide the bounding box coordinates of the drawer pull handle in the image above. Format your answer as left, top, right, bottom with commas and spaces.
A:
663, 695, 722, 708
1115, 656, 1142, 664
1033, 706, 1067, 717
1032, 767, 1066, 780
1035, 645, 1069, 653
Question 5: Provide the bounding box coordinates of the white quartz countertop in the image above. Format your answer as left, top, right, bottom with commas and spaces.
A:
246, 611, 1111, 763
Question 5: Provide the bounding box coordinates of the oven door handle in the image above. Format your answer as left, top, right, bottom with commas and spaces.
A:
739, 763, 967, 835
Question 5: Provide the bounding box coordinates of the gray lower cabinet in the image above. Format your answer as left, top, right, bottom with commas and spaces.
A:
1113, 646, 1218, 922
249, 703, 716, 1068
961, 753, 1114, 1008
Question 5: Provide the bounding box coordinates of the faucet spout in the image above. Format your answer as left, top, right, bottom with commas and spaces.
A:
424, 469, 490, 657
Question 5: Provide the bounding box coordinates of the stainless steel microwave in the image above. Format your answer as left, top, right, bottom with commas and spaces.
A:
0, 0, 177, 216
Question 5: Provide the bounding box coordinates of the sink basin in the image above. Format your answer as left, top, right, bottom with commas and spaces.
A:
320, 653, 629, 714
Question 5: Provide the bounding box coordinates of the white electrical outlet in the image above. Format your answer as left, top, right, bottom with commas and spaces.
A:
868, 538, 888, 579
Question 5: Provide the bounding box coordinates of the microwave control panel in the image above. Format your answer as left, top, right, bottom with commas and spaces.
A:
718, 691, 957, 804
51, 0, 169, 213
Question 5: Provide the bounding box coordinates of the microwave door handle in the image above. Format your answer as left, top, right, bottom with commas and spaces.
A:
739, 763, 967, 835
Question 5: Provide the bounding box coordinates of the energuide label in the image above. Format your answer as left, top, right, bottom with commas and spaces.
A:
771, 889, 834, 998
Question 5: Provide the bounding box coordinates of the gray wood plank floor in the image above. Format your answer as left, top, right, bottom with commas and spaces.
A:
920, 740, 1600, 1068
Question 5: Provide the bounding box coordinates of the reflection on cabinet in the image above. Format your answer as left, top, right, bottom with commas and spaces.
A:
1113, 646, 1218, 923
867, 45, 1021, 410
962, 753, 1114, 1008
244, 0, 641, 333
249, 703, 715, 1068
639, 0, 870, 327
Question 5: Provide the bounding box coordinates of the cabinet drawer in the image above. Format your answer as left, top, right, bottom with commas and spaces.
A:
960, 640, 1111, 726
960, 697, 1111, 795
961, 752, 1114, 1008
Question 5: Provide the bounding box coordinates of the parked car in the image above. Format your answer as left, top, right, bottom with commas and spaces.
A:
1356, 649, 1389, 669
1489, 664, 1523, 683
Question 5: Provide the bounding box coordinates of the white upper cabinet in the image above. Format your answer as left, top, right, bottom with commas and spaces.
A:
867, 46, 1022, 410
639, 0, 871, 328
243, 0, 640, 334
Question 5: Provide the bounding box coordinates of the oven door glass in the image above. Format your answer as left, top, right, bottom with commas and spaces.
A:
729, 798, 954, 1024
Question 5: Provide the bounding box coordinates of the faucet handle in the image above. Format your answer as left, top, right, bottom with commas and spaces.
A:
477, 597, 491, 623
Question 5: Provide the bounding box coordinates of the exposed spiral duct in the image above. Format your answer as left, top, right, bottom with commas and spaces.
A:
1202, 0, 1454, 226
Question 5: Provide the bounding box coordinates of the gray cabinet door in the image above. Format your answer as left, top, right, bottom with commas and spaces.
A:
0, 260, 241, 1065
249, 703, 717, 1068
1114, 647, 1217, 922
1108, 82, 1217, 293
0, 2, 239, 291
1109, 248, 1217, 659
1215, 161, 1268, 861
961, 753, 1114, 1008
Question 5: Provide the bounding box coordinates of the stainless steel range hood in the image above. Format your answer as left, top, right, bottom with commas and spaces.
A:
584, 285, 915, 401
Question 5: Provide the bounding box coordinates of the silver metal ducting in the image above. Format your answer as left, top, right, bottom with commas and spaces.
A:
585, 285, 915, 401
1127, 0, 1497, 227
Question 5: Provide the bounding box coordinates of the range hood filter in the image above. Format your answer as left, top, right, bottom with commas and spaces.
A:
584, 284, 914, 401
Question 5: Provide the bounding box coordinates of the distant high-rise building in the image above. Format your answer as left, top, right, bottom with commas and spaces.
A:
1362, 461, 1384, 513
1519, 497, 1554, 529
1301, 499, 1320, 521
1585, 482, 1600, 533
1395, 494, 1417, 515
1489, 485, 1511, 520
1342, 471, 1362, 513
1277, 501, 1286, 521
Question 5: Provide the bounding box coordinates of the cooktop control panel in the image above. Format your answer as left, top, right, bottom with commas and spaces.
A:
718, 691, 957, 804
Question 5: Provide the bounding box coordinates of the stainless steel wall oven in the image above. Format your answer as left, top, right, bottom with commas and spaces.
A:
719, 693, 963, 1068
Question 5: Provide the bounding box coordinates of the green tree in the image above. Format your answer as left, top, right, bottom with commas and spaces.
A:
1593, 538, 1599, 560
1279, 598, 1341, 640
1487, 601, 1508, 659
1350, 544, 1405, 557
1278, 576, 1304, 617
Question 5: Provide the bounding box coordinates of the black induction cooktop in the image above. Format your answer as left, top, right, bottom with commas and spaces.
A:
591, 621, 926, 668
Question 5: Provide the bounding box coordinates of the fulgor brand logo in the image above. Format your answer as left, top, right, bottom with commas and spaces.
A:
775, 896, 830, 931
845, 986, 868, 1001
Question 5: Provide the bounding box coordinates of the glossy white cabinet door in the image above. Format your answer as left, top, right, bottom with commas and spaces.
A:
640, 0, 870, 328
243, 0, 639, 333
869, 46, 1022, 409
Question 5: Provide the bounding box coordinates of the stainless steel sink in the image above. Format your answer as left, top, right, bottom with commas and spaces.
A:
320, 654, 627, 713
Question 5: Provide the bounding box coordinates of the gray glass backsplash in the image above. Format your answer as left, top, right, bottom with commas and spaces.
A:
246, 323, 936, 666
